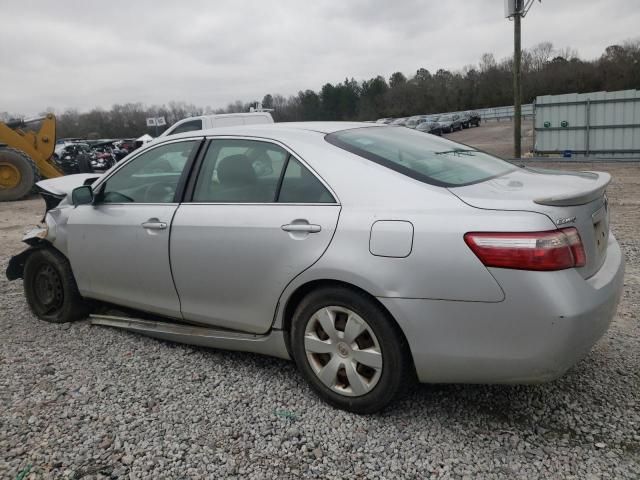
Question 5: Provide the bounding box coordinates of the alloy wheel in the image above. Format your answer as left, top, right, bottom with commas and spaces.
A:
304, 306, 383, 397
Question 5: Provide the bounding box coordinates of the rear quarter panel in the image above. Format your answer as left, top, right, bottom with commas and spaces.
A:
270, 138, 559, 328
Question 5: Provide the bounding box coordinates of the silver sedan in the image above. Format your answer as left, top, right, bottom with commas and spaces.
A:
7, 122, 624, 413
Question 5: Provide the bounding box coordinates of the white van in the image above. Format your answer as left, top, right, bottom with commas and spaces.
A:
160, 112, 274, 137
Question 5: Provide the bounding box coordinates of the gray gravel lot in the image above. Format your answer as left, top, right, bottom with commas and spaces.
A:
1, 162, 639, 479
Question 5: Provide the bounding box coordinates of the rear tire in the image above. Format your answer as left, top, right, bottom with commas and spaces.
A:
291, 286, 413, 414
0, 147, 37, 201
23, 248, 90, 323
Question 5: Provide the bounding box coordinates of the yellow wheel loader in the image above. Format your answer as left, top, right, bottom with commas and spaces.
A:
0, 114, 63, 201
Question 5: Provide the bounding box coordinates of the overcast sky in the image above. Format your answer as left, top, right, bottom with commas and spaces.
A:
1, 0, 638, 115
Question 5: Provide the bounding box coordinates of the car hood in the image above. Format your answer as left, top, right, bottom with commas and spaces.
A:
37, 173, 101, 198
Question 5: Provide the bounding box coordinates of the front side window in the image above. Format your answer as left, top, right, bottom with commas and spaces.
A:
193, 140, 288, 203
100, 141, 196, 203
326, 126, 516, 187
168, 119, 203, 135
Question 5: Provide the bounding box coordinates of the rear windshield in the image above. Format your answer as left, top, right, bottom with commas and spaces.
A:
325, 126, 516, 187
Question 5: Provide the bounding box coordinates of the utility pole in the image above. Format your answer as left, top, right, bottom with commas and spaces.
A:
506, 0, 540, 159
513, 0, 522, 158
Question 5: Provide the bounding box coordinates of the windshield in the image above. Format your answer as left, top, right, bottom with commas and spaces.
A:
325, 126, 516, 187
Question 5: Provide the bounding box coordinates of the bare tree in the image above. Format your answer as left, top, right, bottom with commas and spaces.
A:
529, 42, 554, 71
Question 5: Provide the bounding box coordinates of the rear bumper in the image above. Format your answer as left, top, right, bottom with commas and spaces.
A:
379, 233, 625, 384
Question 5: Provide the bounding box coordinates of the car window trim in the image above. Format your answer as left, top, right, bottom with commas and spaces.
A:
273, 154, 291, 203
173, 138, 206, 202
92, 137, 205, 206
182, 135, 339, 205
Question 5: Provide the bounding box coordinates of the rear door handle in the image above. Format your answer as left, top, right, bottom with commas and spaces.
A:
142, 221, 167, 230
281, 223, 321, 233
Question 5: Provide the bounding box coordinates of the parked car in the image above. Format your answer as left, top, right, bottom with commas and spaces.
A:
467, 111, 481, 127
52, 143, 94, 174
404, 115, 430, 129
389, 117, 409, 126
115, 139, 140, 155
415, 120, 442, 136
8, 122, 623, 414
90, 142, 118, 171
457, 112, 472, 129
437, 114, 462, 133
161, 112, 274, 137
54, 139, 85, 158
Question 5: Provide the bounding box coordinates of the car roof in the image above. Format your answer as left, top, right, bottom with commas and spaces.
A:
157, 121, 384, 143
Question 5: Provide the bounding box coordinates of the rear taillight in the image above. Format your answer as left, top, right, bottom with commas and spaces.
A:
464, 227, 586, 271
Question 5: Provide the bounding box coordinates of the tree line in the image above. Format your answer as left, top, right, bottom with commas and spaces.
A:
2, 40, 639, 139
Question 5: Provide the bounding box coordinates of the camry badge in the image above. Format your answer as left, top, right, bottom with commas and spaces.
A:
556, 216, 576, 225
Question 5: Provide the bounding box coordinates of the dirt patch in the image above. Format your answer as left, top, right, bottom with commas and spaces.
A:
0, 195, 43, 258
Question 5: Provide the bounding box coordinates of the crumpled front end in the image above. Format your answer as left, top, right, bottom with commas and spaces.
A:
5, 174, 98, 281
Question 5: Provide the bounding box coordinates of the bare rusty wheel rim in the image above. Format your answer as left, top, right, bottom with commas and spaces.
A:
0, 162, 21, 189
32, 264, 64, 314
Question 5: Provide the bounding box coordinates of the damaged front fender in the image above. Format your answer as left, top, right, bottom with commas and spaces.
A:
6, 247, 39, 280
5, 226, 50, 281
22, 225, 50, 246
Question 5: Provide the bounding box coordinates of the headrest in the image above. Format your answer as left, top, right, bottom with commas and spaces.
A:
217, 154, 256, 186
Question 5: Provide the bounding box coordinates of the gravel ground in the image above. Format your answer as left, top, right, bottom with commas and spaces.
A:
446, 120, 534, 158
1, 162, 639, 479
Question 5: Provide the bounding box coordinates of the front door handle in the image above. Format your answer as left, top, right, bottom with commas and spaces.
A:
142, 220, 167, 230
281, 223, 321, 233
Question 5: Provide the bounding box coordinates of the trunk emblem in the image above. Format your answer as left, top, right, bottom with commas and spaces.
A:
556, 216, 576, 225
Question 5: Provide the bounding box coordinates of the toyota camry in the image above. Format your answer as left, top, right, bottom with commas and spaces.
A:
7, 122, 624, 413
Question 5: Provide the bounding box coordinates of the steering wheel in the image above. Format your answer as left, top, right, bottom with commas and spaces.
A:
144, 182, 177, 203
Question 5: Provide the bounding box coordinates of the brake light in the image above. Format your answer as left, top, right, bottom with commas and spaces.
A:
464, 227, 586, 271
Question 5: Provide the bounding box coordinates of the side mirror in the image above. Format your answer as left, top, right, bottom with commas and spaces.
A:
71, 185, 94, 206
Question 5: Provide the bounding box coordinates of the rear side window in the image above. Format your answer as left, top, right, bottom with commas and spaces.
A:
193, 139, 288, 203
326, 126, 515, 187
278, 157, 335, 203
191, 139, 335, 203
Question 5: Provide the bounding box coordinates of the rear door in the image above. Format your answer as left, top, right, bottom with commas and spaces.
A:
170, 138, 340, 334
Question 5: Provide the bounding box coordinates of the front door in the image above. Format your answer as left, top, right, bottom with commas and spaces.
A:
67, 139, 200, 318
170, 138, 340, 333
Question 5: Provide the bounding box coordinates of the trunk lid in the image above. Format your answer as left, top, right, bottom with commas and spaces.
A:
449, 166, 611, 278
